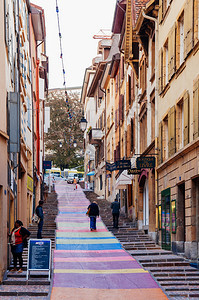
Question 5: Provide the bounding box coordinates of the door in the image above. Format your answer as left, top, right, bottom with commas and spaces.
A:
143, 179, 149, 226
161, 188, 171, 250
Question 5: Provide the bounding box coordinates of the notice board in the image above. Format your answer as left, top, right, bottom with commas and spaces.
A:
27, 239, 51, 280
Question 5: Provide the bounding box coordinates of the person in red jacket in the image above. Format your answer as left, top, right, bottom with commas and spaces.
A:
10, 220, 30, 273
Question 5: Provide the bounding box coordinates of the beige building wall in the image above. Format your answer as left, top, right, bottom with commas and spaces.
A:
157, 0, 199, 258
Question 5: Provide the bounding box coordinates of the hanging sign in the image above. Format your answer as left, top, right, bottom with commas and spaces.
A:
128, 168, 142, 175
136, 156, 155, 169
106, 160, 131, 172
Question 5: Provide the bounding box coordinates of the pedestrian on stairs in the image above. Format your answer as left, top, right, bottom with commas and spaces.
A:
111, 198, 120, 229
10, 220, 30, 273
36, 200, 44, 239
86, 201, 99, 231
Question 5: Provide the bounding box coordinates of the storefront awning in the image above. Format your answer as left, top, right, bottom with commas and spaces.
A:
87, 171, 95, 176
115, 170, 132, 189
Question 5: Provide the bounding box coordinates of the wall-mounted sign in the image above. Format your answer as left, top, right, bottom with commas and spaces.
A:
27, 176, 33, 192
43, 161, 52, 170
128, 168, 142, 175
106, 160, 131, 172
136, 156, 155, 169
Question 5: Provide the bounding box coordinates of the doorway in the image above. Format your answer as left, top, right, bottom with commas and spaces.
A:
161, 188, 171, 250
143, 179, 149, 226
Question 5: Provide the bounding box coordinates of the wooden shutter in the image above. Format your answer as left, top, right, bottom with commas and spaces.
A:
158, 50, 163, 93
159, 0, 163, 23
168, 24, 176, 80
193, 79, 199, 139
131, 71, 135, 102
126, 79, 129, 111
194, 0, 199, 45
184, 0, 194, 56
158, 122, 163, 165
168, 106, 176, 157
183, 91, 189, 146
184, 0, 194, 58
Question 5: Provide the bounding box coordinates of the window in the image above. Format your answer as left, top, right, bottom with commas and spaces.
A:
140, 57, 147, 94
168, 106, 176, 157
139, 107, 147, 153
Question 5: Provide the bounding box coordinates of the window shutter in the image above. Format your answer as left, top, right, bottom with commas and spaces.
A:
131, 71, 135, 102
183, 91, 189, 146
168, 106, 176, 157
158, 121, 163, 165
126, 79, 129, 110
193, 79, 199, 139
168, 24, 176, 80
158, 50, 163, 93
194, 0, 199, 45
184, 0, 194, 58
159, 0, 163, 23
119, 94, 124, 122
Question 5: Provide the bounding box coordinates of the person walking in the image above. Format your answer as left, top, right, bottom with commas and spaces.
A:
10, 220, 30, 273
111, 198, 120, 229
36, 200, 44, 239
73, 177, 77, 190
86, 201, 99, 231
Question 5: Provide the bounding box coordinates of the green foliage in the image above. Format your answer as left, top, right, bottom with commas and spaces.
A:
45, 90, 84, 169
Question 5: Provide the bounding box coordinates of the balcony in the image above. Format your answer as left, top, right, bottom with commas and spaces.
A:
88, 128, 104, 146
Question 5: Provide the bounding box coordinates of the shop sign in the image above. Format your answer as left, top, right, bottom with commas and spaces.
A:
43, 161, 52, 170
136, 156, 155, 169
128, 168, 141, 175
106, 160, 131, 172
27, 176, 33, 192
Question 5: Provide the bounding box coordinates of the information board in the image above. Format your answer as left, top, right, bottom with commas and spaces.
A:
27, 239, 51, 280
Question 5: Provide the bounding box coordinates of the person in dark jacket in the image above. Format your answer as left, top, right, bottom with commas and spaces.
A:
36, 200, 44, 239
10, 220, 30, 273
86, 201, 99, 231
111, 198, 120, 229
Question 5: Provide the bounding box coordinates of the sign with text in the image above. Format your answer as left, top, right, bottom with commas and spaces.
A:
106, 160, 131, 172
43, 161, 52, 170
128, 168, 142, 175
27, 239, 51, 280
136, 156, 155, 169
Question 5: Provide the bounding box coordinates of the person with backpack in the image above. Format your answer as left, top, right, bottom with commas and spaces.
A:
36, 200, 44, 239
86, 201, 99, 231
10, 220, 30, 273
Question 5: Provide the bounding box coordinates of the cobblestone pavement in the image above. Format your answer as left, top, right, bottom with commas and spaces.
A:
50, 181, 168, 300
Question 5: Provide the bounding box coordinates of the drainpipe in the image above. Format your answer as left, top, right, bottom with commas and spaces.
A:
141, 10, 159, 230
36, 59, 40, 178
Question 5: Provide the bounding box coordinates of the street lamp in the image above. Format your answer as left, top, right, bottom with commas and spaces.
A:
73, 140, 77, 148
59, 142, 63, 148
80, 117, 87, 131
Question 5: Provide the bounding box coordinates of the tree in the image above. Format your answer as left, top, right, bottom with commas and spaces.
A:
45, 89, 84, 169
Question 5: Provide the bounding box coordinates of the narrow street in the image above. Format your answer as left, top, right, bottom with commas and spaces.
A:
50, 181, 168, 300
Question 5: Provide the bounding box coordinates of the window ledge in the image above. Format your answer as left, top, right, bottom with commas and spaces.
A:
160, 82, 170, 97
175, 61, 186, 80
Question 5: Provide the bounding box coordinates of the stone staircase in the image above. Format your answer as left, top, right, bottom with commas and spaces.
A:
0, 192, 58, 298
84, 190, 199, 299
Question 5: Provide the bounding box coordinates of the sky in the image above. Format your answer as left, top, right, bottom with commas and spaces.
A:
32, 0, 116, 89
